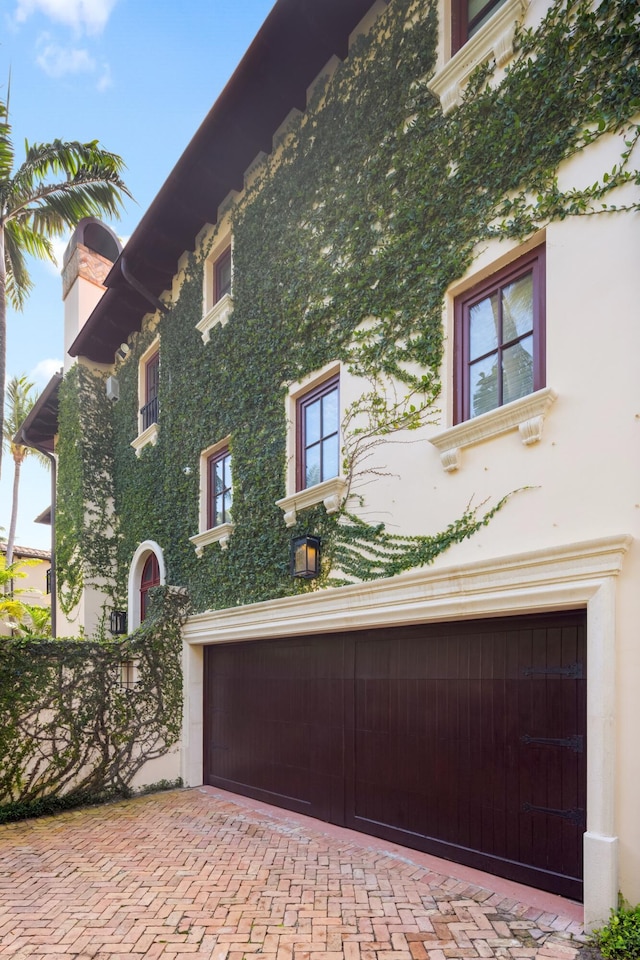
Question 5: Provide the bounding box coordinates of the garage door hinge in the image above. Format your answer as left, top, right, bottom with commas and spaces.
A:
521, 734, 584, 753
523, 662, 583, 679
522, 803, 585, 827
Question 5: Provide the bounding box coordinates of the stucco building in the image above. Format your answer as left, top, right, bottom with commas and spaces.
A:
27, 0, 640, 928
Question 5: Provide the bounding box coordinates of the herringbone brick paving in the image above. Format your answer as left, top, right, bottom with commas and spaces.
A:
0, 788, 587, 960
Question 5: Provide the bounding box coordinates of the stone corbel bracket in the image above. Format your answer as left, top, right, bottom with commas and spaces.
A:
428, 0, 529, 114
196, 294, 234, 344
429, 387, 557, 472
276, 476, 348, 528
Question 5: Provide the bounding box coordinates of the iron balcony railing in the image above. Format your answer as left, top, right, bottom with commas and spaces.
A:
140, 395, 159, 431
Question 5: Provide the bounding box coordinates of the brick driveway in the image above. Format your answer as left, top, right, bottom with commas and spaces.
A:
0, 787, 588, 960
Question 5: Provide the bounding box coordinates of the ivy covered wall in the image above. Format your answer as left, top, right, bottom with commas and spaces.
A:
56, 0, 640, 618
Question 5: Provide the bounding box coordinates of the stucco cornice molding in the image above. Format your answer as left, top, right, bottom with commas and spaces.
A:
183, 533, 632, 646
189, 523, 235, 556
276, 476, 348, 528
196, 294, 234, 343
429, 387, 557, 471
131, 422, 159, 457
428, 0, 529, 113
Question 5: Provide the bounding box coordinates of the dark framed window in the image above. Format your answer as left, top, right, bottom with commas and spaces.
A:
207, 448, 233, 528
296, 375, 340, 491
451, 0, 508, 54
120, 660, 137, 691
214, 248, 232, 303
140, 553, 160, 621
140, 350, 159, 430
454, 246, 545, 424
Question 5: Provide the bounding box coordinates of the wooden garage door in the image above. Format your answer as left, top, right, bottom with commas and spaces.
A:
204, 611, 586, 900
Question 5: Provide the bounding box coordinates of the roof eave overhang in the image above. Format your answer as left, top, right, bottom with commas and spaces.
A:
69, 0, 382, 364
15, 372, 62, 454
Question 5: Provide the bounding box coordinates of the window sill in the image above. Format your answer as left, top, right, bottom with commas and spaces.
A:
429, 387, 557, 471
131, 422, 159, 457
428, 0, 528, 113
196, 294, 234, 343
276, 476, 348, 528
189, 523, 235, 556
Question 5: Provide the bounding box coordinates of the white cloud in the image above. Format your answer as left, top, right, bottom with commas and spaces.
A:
96, 61, 112, 91
39, 236, 69, 276
34, 33, 112, 91
14, 0, 118, 35
36, 36, 95, 77
30, 358, 63, 385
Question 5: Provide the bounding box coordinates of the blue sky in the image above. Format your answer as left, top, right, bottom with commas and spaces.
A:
0, 0, 275, 550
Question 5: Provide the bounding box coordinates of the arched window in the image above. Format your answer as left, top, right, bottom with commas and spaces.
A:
128, 540, 166, 630
140, 552, 161, 621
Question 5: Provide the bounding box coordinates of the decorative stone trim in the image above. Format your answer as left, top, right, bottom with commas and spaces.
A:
196, 294, 234, 343
276, 476, 348, 528
131, 422, 159, 457
428, 0, 528, 113
183, 533, 631, 929
189, 523, 235, 556
429, 387, 556, 471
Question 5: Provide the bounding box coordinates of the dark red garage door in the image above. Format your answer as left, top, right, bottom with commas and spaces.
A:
204, 611, 586, 900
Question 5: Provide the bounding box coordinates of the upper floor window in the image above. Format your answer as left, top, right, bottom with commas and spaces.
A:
208, 447, 233, 528
197, 240, 234, 343
141, 350, 159, 430
297, 375, 340, 491
452, 0, 509, 53
131, 338, 161, 456
454, 246, 545, 423
214, 247, 232, 303
189, 437, 235, 555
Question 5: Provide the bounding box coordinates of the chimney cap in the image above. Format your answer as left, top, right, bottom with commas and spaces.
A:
63, 218, 122, 269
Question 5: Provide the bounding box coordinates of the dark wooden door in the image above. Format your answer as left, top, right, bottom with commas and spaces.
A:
204, 635, 346, 822
204, 610, 586, 900
345, 612, 586, 900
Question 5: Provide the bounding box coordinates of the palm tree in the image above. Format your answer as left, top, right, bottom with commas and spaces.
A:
2, 374, 49, 566
0, 94, 131, 477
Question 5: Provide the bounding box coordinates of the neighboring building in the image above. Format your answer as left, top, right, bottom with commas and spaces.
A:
0, 544, 51, 637
28, 0, 640, 928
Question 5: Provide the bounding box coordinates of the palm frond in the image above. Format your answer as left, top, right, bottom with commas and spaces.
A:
0, 98, 14, 184
3, 374, 50, 467
3, 223, 34, 309
10, 139, 131, 214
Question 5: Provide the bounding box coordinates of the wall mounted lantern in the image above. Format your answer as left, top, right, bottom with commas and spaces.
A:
290, 535, 321, 579
109, 610, 128, 636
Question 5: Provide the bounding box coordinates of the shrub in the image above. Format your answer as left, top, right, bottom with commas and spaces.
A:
592, 899, 640, 959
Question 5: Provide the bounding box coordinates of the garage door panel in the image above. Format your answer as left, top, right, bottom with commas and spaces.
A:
204, 636, 346, 821
204, 611, 585, 900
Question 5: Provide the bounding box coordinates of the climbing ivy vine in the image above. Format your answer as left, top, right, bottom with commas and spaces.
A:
0, 587, 187, 807
56, 0, 640, 610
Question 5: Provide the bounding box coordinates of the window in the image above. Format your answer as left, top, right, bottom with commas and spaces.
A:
214, 248, 232, 303
429, 0, 527, 113
127, 540, 165, 627
197, 242, 234, 342
455, 246, 545, 424
119, 660, 137, 691
276, 365, 346, 527
132, 339, 160, 455
208, 447, 232, 528
297, 375, 340, 491
190, 438, 235, 554
141, 350, 159, 430
452, 0, 509, 53
140, 552, 160, 621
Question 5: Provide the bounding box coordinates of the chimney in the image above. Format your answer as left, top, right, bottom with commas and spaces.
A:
62, 218, 122, 371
